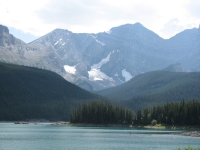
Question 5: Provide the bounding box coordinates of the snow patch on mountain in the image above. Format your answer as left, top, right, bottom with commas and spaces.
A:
88, 69, 113, 81
91, 35, 106, 46
54, 41, 59, 45
91, 51, 114, 69
118, 77, 124, 83
88, 51, 114, 81
122, 69, 132, 81
64, 65, 76, 74
54, 38, 62, 45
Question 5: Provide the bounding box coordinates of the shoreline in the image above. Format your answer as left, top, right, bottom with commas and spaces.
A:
50, 122, 200, 137
50, 122, 200, 130
50, 122, 133, 127
2, 121, 200, 137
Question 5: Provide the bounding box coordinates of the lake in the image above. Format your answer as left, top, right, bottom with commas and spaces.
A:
0, 123, 199, 150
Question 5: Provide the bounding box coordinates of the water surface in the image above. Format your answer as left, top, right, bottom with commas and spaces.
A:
0, 123, 199, 150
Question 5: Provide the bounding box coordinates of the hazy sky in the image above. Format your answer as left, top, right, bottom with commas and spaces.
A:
0, 0, 199, 43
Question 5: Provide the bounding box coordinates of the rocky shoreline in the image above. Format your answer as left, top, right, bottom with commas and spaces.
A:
181, 131, 200, 137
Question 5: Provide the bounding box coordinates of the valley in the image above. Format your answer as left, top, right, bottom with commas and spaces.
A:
0, 23, 200, 123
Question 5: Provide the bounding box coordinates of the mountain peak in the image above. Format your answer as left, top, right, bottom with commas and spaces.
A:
163, 63, 184, 72
0, 25, 9, 34
0, 24, 17, 46
110, 22, 144, 31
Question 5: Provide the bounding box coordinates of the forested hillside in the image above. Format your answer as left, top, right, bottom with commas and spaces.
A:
0, 62, 106, 121
98, 71, 200, 101
97, 71, 200, 111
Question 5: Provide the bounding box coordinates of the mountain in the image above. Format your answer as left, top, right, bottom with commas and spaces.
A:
1, 23, 200, 91
0, 25, 66, 79
97, 71, 200, 102
163, 28, 200, 72
28, 23, 167, 91
0, 62, 105, 121
162, 63, 184, 72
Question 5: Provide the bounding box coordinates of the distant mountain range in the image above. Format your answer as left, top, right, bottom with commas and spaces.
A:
0, 62, 105, 121
0, 23, 200, 91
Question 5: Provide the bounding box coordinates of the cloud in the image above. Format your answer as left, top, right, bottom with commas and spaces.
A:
185, 0, 200, 19
0, 0, 51, 36
35, 0, 159, 33
160, 18, 184, 39
0, 0, 199, 39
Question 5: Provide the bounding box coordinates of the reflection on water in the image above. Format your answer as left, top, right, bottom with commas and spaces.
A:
0, 123, 199, 150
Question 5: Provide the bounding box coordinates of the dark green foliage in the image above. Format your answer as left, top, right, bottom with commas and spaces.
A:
134, 100, 200, 126
0, 62, 106, 121
98, 71, 200, 111
151, 119, 157, 126
70, 101, 134, 125
98, 71, 200, 101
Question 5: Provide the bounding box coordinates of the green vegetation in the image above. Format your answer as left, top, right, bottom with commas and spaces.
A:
151, 119, 157, 126
1, 62, 200, 127
0, 62, 107, 121
135, 100, 200, 126
70, 101, 134, 125
98, 71, 200, 111
98, 71, 200, 102
70, 100, 200, 126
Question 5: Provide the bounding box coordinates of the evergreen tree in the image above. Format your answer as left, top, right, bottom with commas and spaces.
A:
70, 102, 134, 125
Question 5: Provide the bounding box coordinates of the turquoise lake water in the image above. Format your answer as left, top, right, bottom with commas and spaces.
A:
0, 123, 199, 150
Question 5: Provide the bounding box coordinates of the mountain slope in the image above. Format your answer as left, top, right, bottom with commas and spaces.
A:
27, 23, 200, 91
163, 28, 200, 71
97, 71, 200, 101
0, 62, 104, 121
0, 25, 66, 80
1, 23, 200, 91
28, 23, 168, 90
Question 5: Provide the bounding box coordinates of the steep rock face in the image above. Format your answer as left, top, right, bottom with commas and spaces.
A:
97, 23, 167, 80
0, 25, 15, 46
163, 28, 200, 71
0, 25, 65, 77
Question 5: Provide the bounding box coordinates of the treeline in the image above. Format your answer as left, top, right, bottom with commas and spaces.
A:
135, 100, 200, 125
70, 100, 200, 126
70, 102, 134, 124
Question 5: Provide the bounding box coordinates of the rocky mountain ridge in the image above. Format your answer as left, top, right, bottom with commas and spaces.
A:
0, 25, 65, 78
0, 23, 200, 91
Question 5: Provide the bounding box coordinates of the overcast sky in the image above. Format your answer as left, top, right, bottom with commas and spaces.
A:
0, 0, 200, 43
